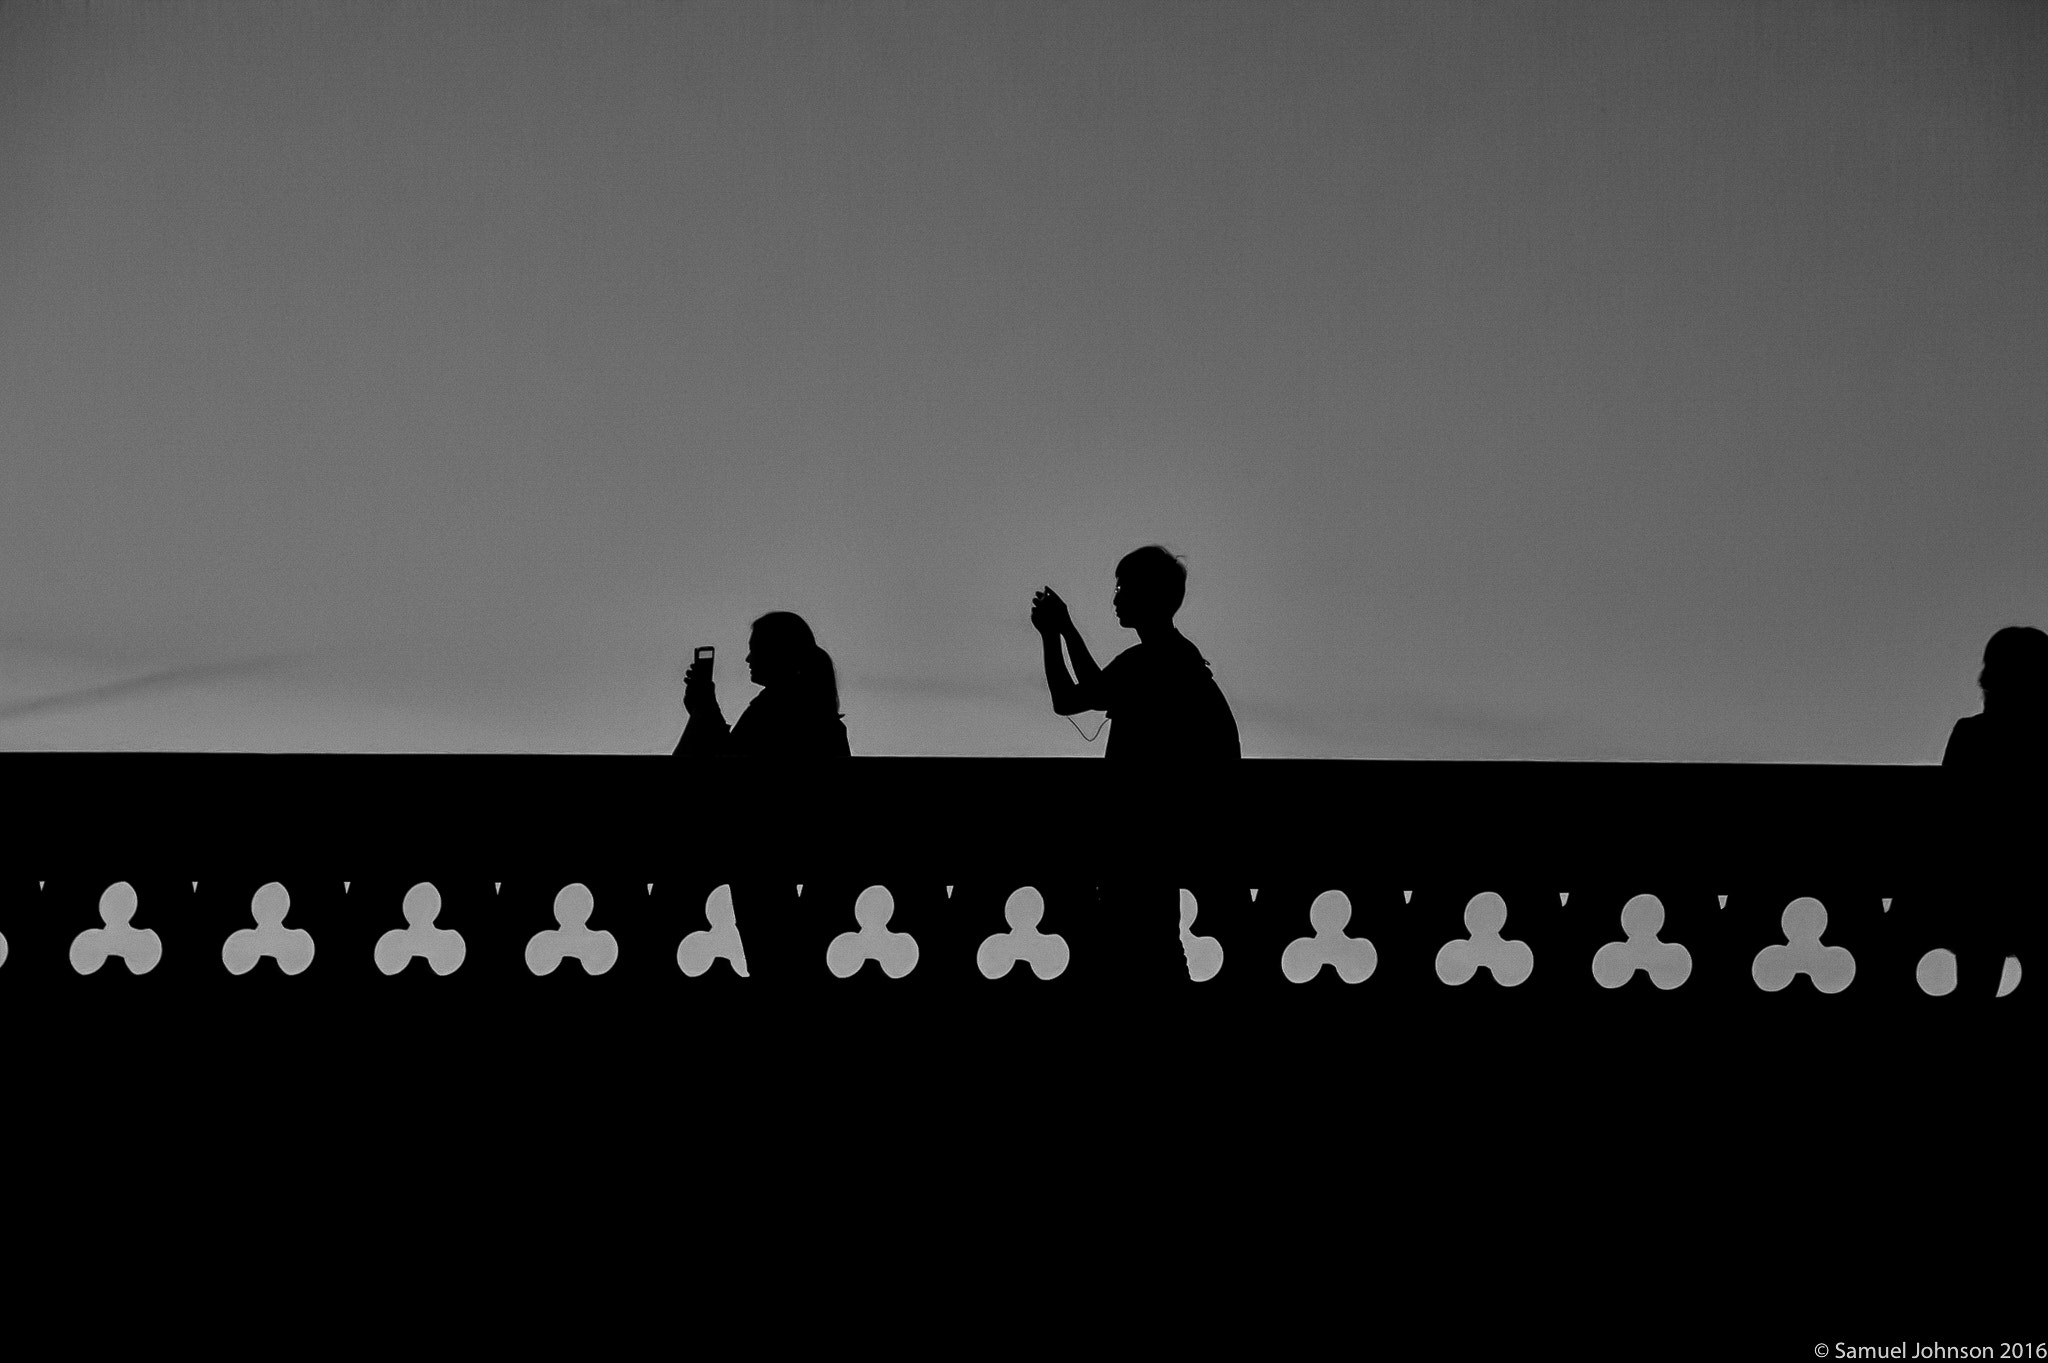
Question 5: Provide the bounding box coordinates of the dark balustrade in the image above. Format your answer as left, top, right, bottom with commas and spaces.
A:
2, 751, 2020, 1356
8, 746, 2036, 1270
0, 757, 2010, 1035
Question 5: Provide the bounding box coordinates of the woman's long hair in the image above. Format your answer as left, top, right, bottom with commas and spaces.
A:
752, 611, 842, 718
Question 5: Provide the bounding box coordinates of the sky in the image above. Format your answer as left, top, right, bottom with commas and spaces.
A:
2, 0, 2044, 759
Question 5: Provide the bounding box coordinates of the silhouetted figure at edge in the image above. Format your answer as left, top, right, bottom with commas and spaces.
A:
1940, 625, 2047, 1002
674, 611, 851, 757
1031, 546, 1241, 761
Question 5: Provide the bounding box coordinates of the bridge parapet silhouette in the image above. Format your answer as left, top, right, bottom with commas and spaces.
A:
5, 755, 2012, 1331
0, 756, 1994, 1018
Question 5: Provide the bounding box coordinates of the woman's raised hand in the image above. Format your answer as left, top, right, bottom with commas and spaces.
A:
683, 655, 715, 714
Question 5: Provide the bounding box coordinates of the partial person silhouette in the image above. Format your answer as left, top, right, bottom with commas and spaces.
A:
674, 611, 851, 757
1030, 545, 1241, 761
1940, 625, 2046, 1003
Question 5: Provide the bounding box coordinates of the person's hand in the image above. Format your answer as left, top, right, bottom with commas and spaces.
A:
683, 656, 715, 715
1030, 586, 1072, 638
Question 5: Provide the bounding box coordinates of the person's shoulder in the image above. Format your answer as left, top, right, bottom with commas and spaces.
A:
1100, 643, 1146, 694
1942, 712, 1987, 767
1121, 632, 1202, 669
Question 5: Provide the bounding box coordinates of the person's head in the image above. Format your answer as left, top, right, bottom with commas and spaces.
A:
1114, 545, 1188, 630
1978, 625, 2048, 714
748, 611, 841, 714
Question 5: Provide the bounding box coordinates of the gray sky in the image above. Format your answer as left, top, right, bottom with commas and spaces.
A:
3, 1, 2043, 758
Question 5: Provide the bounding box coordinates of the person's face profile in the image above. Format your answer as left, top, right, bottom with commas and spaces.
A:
1982, 657, 2017, 708
748, 629, 794, 687
1984, 657, 2047, 714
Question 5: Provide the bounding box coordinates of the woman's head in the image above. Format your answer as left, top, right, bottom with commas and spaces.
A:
749, 611, 841, 714
1979, 625, 2048, 713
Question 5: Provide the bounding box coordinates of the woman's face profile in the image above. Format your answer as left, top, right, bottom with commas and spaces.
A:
747, 628, 790, 688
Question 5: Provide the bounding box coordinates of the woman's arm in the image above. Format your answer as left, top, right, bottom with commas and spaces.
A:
673, 709, 730, 755
673, 657, 730, 755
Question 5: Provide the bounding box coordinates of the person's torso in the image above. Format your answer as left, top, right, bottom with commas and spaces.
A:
1946, 713, 2048, 771
1103, 636, 1240, 761
731, 690, 850, 757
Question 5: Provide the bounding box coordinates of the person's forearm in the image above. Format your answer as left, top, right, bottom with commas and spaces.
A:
1063, 625, 1103, 691
675, 704, 730, 755
1041, 632, 1080, 713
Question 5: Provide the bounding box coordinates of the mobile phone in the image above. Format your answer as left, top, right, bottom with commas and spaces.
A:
694, 646, 715, 664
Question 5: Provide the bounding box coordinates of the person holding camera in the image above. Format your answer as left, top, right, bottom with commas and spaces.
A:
1030, 545, 1241, 761
1030, 545, 1243, 989
674, 611, 851, 757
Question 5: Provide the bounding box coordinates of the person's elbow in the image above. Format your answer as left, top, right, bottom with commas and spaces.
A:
1054, 686, 1103, 716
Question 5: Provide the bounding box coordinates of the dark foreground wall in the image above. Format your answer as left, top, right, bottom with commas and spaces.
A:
0, 756, 2014, 1031
5, 756, 2034, 1343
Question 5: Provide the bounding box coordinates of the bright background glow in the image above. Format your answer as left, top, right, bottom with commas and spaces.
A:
3, 2, 2043, 757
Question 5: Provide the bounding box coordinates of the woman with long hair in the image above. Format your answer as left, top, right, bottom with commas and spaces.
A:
674, 611, 850, 757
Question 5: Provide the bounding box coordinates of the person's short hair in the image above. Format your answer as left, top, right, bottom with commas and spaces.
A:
1981, 625, 2048, 696
1116, 545, 1188, 618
